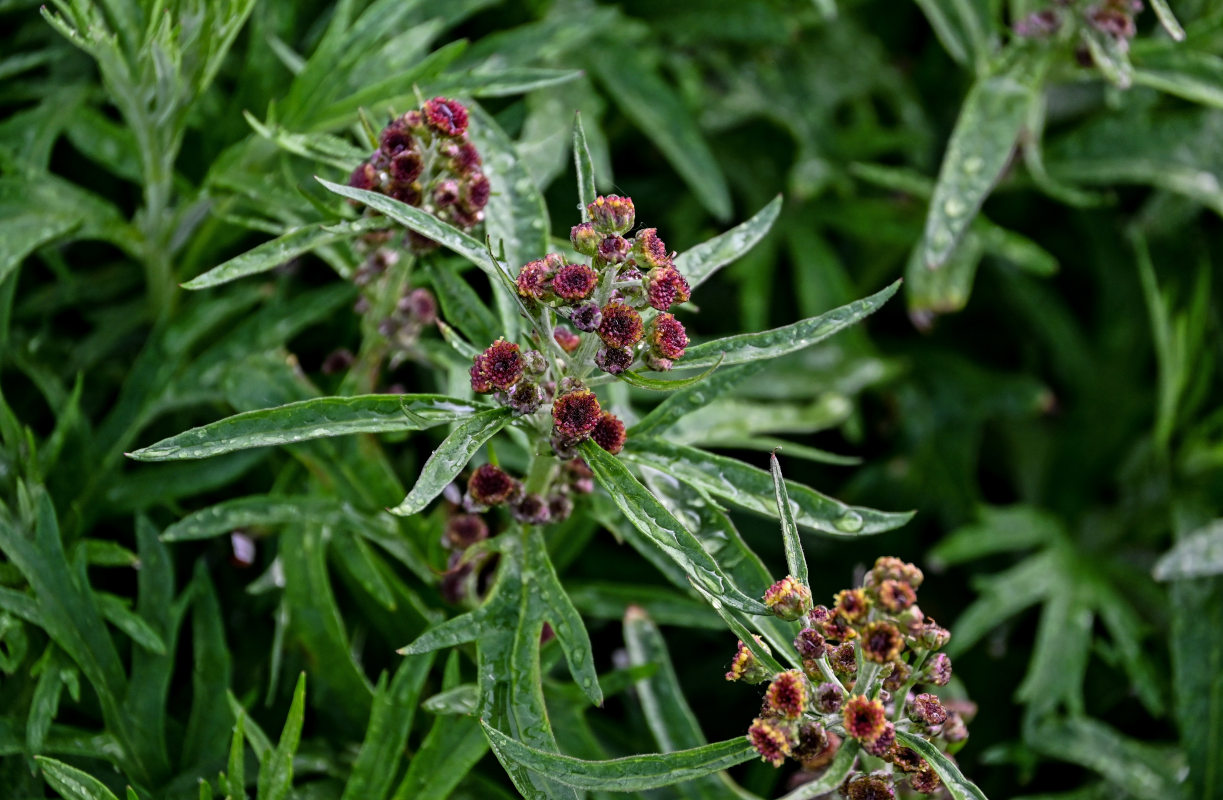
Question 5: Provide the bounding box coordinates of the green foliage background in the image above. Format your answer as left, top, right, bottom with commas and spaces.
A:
1, 0, 1222, 798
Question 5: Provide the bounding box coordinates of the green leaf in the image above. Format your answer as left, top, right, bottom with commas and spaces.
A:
1027, 718, 1179, 800
906, 224, 984, 327
421, 683, 480, 715
227, 713, 247, 800
257, 673, 305, 800
587, 48, 731, 220
390, 407, 513, 516
36, 756, 121, 800
617, 358, 721, 391
624, 439, 912, 536
680, 281, 899, 370
128, 395, 483, 461
1133, 48, 1223, 109
677, 196, 782, 290
1147, 0, 1186, 41
468, 102, 549, 272
421, 261, 498, 347
923, 55, 1041, 268
630, 363, 765, 438
573, 113, 596, 216
482, 723, 756, 791
1154, 519, 1223, 580
96, 592, 167, 654
183, 218, 383, 289
343, 653, 435, 800
912, 0, 993, 68
770, 453, 807, 587
393, 712, 487, 800
577, 440, 768, 615
894, 731, 989, 800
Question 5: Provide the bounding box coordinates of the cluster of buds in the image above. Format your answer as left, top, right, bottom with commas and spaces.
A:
348, 97, 490, 248
1013, 0, 1142, 51
516, 195, 692, 375
728, 558, 973, 796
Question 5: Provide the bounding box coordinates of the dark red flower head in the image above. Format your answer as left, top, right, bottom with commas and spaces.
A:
461, 174, 491, 212
512, 494, 551, 525
908, 692, 948, 726
846, 772, 896, 800
552, 263, 598, 302
552, 390, 602, 441
842, 695, 888, 743
518, 256, 559, 299
587, 195, 635, 234
423, 97, 469, 137
379, 118, 414, 154
764, 670, 808, 720
571, 304, 602, 332
910, 766, 942, 794
863, 721, 896, 757
591, 411, 626, 454
596, 233, 631, 266
390, 149, 424, 184
471, 339, 523, 392
595, 346, 633, 375
649, 313, 688, 360
449, 140, 482, 174
445, 514, 489, 549
646, 265, 691, 311
349, 162, 378, 191
467, 464, 518, 506
632, 228, 670, 270
597, 302, 644, 349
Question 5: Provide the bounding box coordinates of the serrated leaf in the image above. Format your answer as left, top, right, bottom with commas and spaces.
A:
770, 453, 807, 587
257, 673, 305, 800
36, 756, 121, 800
894, 731, 989, 800
679, 281, 898, 370
577, 440, 768, 615
923, 56, 1041, 267
1155, 519, 1223, 579
183, 218, 383, 289
624, 439, 912, 536
482, 723, 756, 791
678, 196, 782, 290
129, 395, 483, 461
390, 407, 512, 516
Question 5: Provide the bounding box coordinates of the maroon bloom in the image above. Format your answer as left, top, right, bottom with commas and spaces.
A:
814, 682, 844, 713
764, 670, 808, 720
595, 346, 633, 375
597, 302, 644, 348
846, 772, 896, 800
423, 97, 469, 137
552, 390, 602, 441
552, 263, 599, 301
860, 620, 904, 663
471, 339, 523, 392
646, 265, 691, 311
591, 411, 626, 454
553, 326, 581, 353
462, 173, 491, 211
596, 233, 631, 265
631, 228, 670, 270
445, 514, 489, 549
467, 464, 518, 506
649, 313, 688, 360
908, 693, 949, 726
842, 695, 888, 743
517, 256, 558, 299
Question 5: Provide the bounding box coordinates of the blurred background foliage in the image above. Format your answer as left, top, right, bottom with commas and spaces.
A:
1, 0, 1222, 798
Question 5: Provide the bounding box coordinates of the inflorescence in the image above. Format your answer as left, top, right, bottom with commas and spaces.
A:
728, 557, 974, 797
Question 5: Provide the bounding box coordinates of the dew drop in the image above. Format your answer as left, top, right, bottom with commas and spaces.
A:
943, 197, 967, 217
835, 511, 864, 533
962, 156, 984, 175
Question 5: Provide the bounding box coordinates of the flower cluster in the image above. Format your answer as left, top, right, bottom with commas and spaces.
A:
348, 97, 490, 245
516, 195, 692, 375
1014, 0, 1143, 51
728, 558, 973, 796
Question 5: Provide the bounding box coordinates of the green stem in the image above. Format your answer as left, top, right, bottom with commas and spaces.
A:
524, 451, 559, 496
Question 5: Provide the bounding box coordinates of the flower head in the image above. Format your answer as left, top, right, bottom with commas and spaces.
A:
571, 304, 602, 332
910, 766, 942, 794
923, 652, 952, 686
649, 313, 688, 360
553, 263, 599, 302
863, 721, 896, 757
471, 339, 524, 392
631, 228, 670, 270
595, 346, 633, 375
794, 628, 827, 661
725, 636, 771, 684
512, 494, 551, 525
587, 195, 635, 234
507, 381, 544, 415
814, 682, 844, 713
845, 772, 896, 800
423, 97, 469, 137
877, 579, 917, 612
764, 576, 812, 621
747, 717, 795, 767
596, 302, 644, 349
908, 692, 948, 726
570, 222, 601, 256
591, 411, 627, 454
467, 464, 519, 506
834, 588, 871, 623
552, 390, 602, 441
829, 642, 857, 676
517, 255, 560, 299
764, 670, 808, 720
596, 233, 631, 266
553, 326, 581, 353
842, 695, 888, 743
860, 620, 904, 664
789, 721, 829, 766
646, 265, 691, 311
445, 514, 488, 549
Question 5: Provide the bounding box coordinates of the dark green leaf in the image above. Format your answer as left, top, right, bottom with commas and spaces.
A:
36, 756, 121, 800
257, 673, 305, 800
390, 407, 513, 516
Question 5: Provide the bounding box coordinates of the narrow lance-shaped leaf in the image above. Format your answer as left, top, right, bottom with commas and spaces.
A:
573, 113, 596, 215
227, 713, 247, 800
1154, 519, 1223, 580
616, 358, 721, 391
630, 363, 765, 438
1147, 0, 1185, 41
895, 731, 990, 800
391, 407, 513, 516
482, 723, 757, 791
183, 218, 384, 289
677, 195, 782, 290
257, 673, 306, 800
771, 453, 807, 587
625, 439, 913, 536
577, 440, 769, 615
129, 395, 484, 461
36, 756, 121, 800
922, 55, 1042, 268
679, 281, 899, 370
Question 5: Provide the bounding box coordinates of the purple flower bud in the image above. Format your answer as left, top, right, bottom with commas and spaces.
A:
595, 346, 633, 375
814, 682, 844, 713
863, 721, 896, 757
553, 263, 599, 302
512, 493, 551, 525
922, 652, 952, 686
445, 514, 489, 549
547, 494, 574, 523
523, 349, 547, 374
908, 692, 948, 726
553, 326, 581, 353
571, 304, 603, 332
597, 302, 644, 348
467, 464, 520, 507
795, 628, 828, 660
349, 162, 378, 191
461, 174, 490, 212
391, 150, 424, 184
507, 381, 544, 415
596, 233, 631, 266
432, 179, 460, 207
